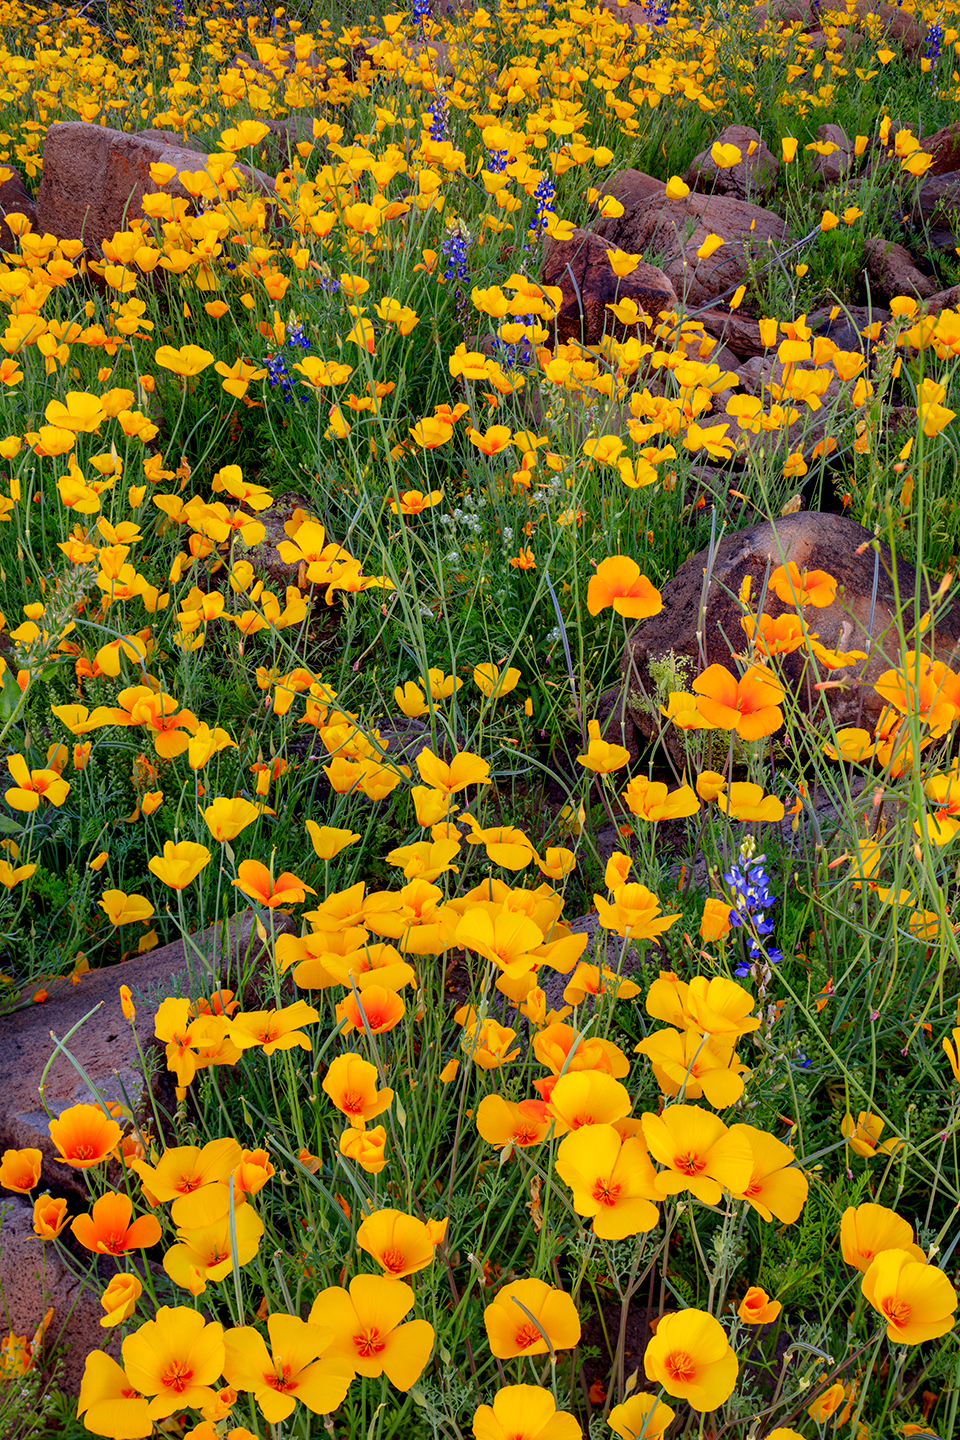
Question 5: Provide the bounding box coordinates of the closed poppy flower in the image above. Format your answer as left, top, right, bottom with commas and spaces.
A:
555, 1123, 659, 1239
806, 1383, 847, 1423
841, 1203, 926, 1272
692, 664, 784, 740
306, 821, 360, 860
100, 1274, 143, 1329
322, 1053, 394, 1128
33, 1194, 69, 1239
643, 1308, 738, 1410
223, 1312, 353, 1423
608, 1393, 675, 1440
309, 1275, 434, 1389
483, 1278, 581, 1358
472, 1385, 582, 1440
737, 1286, 781, 1324
339, 1125, 388, 1173
577, 718, 631, 773
232, 859, 315, 908
72, 1192, 162, 1255
862, 1248, 958, 1344
700, 898, 734, 941
587, 556, 662, 619
0, 1147, 41, 1194
49, 1103, 123, 1169
356, 1208, 438, 1279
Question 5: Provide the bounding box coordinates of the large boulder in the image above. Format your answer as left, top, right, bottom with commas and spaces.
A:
863, 236, 936, 301
37, 122, 275, 257
684, 125, 778, 205
622, 512, 960, 738
595, 191, 789, 309
540, 227, 677, 347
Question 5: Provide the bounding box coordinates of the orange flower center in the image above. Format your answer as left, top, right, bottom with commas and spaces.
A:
882, 1297, 912, 1328
592, 1179, 622, 1208
266, 1363, 296, 1393
161, 1360, 194, 1394
571, 1112, 594, 1128
104, 1230, 128, 1255
665, 1350, 696, 1385
513, 1124, 540, 1145
68, 1139, 100, 1161
744, 1178, 762, 1198
354, 1327, 387, 1357
380, 1247, 407, 1274
674, 1151, 707, 1176
514, 1322, 543, 1351
341, 1090, 365, 1115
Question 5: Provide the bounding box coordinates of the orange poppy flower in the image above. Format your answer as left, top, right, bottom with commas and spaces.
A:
48, 1104, 123, 1170
335, 985, 405, 1035
71, 1192, 162, 1255
0, 1148, 42, 1194
587, 556, 663, 619
769, 561, 837, 608
231, 859, 316, 907
322, 1053, 394, 1128
692, 664, 784, 740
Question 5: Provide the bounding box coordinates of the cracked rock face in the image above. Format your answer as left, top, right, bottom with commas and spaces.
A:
622, 512, 960, 739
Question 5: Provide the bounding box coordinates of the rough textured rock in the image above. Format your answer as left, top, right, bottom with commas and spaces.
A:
863, 236, 936, 301
622, 513, 960, 741
596, 0, 658, 27
0, 166, 37, 254
697, 307, 766, 359
749, 0, 923, 53
926, 283, 960, 316
811, 124, 854, 184
594, 168, 665, 216
541, 227, 677, 347
916, 172, 960, 230
0, 1196, 124, 1395
0, 911, 291, 1199
923, 122, 960, 177
684, 125, 779, 204
808, 304, 890, 355
596, 191, 789, 309
36, 122, 275, 256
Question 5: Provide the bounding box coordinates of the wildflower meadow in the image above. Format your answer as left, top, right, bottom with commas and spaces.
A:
3, 0, 960, 1437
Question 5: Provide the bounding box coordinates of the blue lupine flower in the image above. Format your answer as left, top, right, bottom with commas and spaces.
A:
533, 173, 555, 232
486, 147, 508, 174
429, 89, 449, 143
265, 352, 297, 402
442, 231, 470, 286
286, 322, 310, 349
722, 852, 783, 977
645, 0, 670, 24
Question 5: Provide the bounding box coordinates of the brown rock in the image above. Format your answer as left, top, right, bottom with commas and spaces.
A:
595, 168, 665, 215
0, 1195, 127, 1394
926, 283, 960, 315
684, 125, 779, 204
811, 123, 854, 184
596, 191, 789, 309
0, 911, 291, 1198
916, 172, 960, 229
596, 0, 655, 26
697, 307, 766, 359
37, 122, 275, 256
622, 513, 960, 740
863, 236, 935, 301
808, 304, 890, 355
0, 166, 37, 255
922, 122, 960, 177
540, 227, 677, 347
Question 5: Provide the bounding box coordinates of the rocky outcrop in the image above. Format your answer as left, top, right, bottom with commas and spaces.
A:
541, 227, 677, 346
684, 125, 778, 204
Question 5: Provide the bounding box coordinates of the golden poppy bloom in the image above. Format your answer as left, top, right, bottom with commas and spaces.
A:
474, 662, 521, 701
339, 1125, 388, 1173
416, 746, 490, 795
71, 1192, 161, 1255
322, 1053, 394, 1129
132, 1137, 242, 1223
0, 1147, 41, 1194
737, 1286, 781, 1324
875, 652, 959, 737
356, 1208, 439, 1279
547, 1071, 632, 1136
862, 1248, 958, 1344
593, 882, 680, 943
643, 1308, 738, 1410
222, 1312, 353, 1423
202, 797, 261, 842
33, 1195, 69, 1239
741, 611, 808, 657
309, 1275, 434, 1389
700, 898, 734, 942
642, 1105, 753, 1204
692, 664, 784, 740
728, 1123, 808, 1223
636, 1028, 748, 1108
483, 1278, 581, 1358
716, 782, 785, 823
769, 561, 837, 608
147, 840, 211, 890
5, 754, 71, 811
476, 1095, 551, 1148
577, 718, 631, 773
49, 1104, 123, 1170
587, 555, 663, 619
336, 985, 405, 1036
163, 1203, 265, 1295
77, 1352, 150, 1437
232, 859, 316, 908
608, 1393, 675, 1440
840, 1203, 926, 1272
841, 1110, 902, 1159
98, 890, 155, 926
472, 1385, 582, 1440
228, 1000, 319, 1056
621, 779, 699, 821
99, 1274, 142, 1330
121, 1305, 225, 1419
555, 1123, 660, 1239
